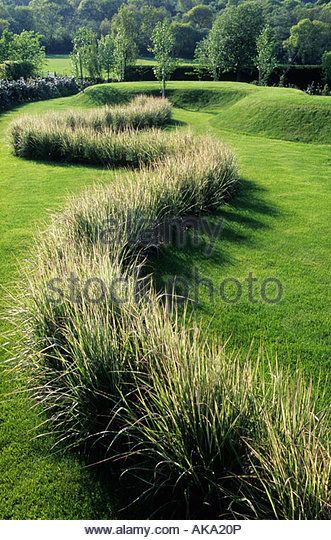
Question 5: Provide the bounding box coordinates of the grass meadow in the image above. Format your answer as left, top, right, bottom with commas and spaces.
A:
44, 55, 194, 77
0, 81, 330, 518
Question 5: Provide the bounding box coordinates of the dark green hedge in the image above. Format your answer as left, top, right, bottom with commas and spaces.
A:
123, 64, 323, 89
124, 65, 255, 83
0, 77, 88, 112
271, 65, 323, 88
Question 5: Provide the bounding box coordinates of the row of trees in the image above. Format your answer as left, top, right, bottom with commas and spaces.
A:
71, 26, 136, 82
0, 2, 330, 91
196, 2, 330, 83
0, 1, 330, 64
70, 20, 175, 96
75, 1, 329, 87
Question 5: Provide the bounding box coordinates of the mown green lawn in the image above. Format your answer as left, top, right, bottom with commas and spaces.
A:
44, 54, 72, 75
44, 54, 194, 76
0, 81, 330, 518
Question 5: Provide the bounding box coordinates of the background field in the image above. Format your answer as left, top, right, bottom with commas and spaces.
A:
44, 54, 194, 77
0, 81, 330, 518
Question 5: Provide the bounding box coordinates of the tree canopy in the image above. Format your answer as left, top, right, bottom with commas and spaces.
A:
0, 0, 329, 72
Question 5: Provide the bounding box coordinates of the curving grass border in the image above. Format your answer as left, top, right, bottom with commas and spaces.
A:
56, 94, 172, 132
11, 126, 187, 167
11, 95, 173, 167
11, 121, 330, 519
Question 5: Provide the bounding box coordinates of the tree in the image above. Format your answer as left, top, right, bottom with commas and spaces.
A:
100, 18, 112, 37
98, 33, 115, 81
0, 29, 45, 71
176, 0, 196, 14
77, 0, 121, 30
284, 18, 331, 64
113, 27, 137, 82
322, 50, 331, 84
111, 4, 140, 46
71, 27, 100, 80
29, 0, 64, 45
172, 22, 206, 58
256, 25, 277, 85
111, 4, 138, 81
11, 31, 46, 71
11, 6, 35, 34
150, 20, 176, 98
0, 18, 8, 37
77, 0, 103, 29
194, 32, 220, 80
184, 4, 214, 29
139, 4, 168, 53
196, 2, 264, 81
0, 28, 14, 63
266, 2, 295, 63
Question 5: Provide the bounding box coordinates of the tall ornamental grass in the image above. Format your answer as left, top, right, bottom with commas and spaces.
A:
54, 95, 172, 132
11, 126, 181, 167
48, 133, 238, 259
11, 125, 330, 519
11, 95, 172, 166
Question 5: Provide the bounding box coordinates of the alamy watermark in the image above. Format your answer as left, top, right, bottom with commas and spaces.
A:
99, 212, 226, 258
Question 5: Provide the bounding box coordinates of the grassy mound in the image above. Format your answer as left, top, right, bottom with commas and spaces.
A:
211, 88, 331, 144
82, 82, 331, 144
12, 116, 330, 519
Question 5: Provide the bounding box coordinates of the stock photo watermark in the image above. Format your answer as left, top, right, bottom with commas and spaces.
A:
46, 270, 284, 307
45, 212, 284, 307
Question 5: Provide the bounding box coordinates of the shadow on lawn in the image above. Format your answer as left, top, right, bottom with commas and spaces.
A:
147, 177, 281, 309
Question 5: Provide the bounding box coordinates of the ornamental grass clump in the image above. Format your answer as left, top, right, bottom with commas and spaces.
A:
50, 133, 238, 258
11, 121, 330, 519
46, 95, 172, 132
11, 125, 179, 167
10, 95, 172, 165
121, 351, 330, 518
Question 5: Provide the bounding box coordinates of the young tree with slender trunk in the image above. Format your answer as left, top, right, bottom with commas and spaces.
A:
256, 25, 277, 86
71, 27, 100, 80
112, 27, 137, 82
150, 20, 176, 98
98, 34, 115, 82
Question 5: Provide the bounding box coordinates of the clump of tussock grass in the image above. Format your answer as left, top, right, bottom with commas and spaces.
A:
11, 95, 172, 166
13, 249, 331, 519
119, 343, 330, 518
11, 125, 182, 167
59, 95, 172, 132
13, 95, 172, 133
46, 133, 238, 259
11, 128, 330, 519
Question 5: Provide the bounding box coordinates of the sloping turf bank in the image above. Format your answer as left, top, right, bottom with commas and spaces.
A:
12, 104, 330, 519
83, 82, 331, 145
